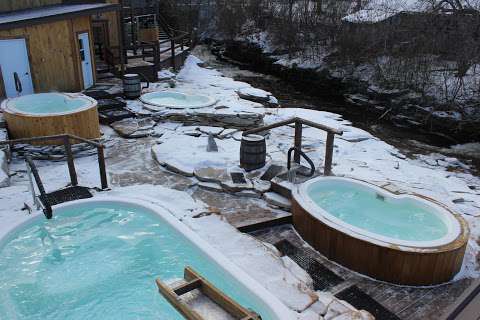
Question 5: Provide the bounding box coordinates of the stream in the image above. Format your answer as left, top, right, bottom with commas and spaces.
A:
193, 45, 480, 176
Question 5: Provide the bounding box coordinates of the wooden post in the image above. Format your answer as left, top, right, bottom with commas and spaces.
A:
63, 136, 78, 186
97, 146, 108, 189
171, 39, 176, 71
324, 132, 335, 176
294, 120, 302, 164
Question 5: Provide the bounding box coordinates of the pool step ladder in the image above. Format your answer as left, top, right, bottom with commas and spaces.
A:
156, 267, 261, 320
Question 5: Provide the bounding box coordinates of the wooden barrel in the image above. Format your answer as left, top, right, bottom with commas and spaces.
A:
240, 134, 266, 171
123, 74, 142, 99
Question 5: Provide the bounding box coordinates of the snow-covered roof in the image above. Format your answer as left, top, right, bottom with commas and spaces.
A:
0, 3, 118, 30
343, 0, 480, 24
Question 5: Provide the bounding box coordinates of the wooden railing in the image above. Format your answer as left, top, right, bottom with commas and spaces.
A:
243, 117, 343, 176
0, 134, 108, 190
159, 32, 190, 70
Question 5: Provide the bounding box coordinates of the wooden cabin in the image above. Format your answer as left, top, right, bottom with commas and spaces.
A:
0, 0, 122, 98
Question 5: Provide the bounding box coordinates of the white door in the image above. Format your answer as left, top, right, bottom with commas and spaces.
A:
0, 39, 34, 98
78, 32, 94, 89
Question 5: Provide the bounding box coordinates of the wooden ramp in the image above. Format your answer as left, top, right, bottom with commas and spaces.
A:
156, 267, 261, 320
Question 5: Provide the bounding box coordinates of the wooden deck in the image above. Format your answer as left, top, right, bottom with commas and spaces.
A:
250, 224, 475, 320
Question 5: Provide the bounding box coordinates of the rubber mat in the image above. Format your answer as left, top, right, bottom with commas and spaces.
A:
274, 239, 344, 291
40, 186, 93, 207
336, 286, 401, 320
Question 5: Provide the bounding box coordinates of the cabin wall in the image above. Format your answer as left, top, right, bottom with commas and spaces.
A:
0, 16, 94, 96
0, 0, 63, 13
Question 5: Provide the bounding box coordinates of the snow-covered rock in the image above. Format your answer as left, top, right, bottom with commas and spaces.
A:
264, 192, 292, 209
0, 151, 9, 188
111, 118, 157, 138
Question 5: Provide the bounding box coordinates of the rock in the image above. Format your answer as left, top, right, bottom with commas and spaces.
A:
163, 160, 195, 177
207, 134, 219, 152
324, 300, 356, 320
196, 126, 224, 136
331, 310, 374, 320
111, 118, 157, 138
282, 256, 313, 288
198, 182, 224, 192
220, 172, 254, 192
264, 192, 291, 209
298, 310, 322, 320
0, 151, 9, 188
194, 167, 226, 183
156, 110, 264, 129
237, 87, 273, 103
253, 179, 271, 194
235, 190, 261, 198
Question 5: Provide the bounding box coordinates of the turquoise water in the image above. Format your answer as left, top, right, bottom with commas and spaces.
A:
0, 202, 275, 320
143, 92, 212, 108
11, 93, 89, 114
307, 181, 448, 242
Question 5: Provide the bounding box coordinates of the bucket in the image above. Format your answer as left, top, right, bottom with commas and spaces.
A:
240, 134, 266, 171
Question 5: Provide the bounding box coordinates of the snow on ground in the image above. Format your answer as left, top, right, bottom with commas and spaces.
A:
0, 52, 479, 319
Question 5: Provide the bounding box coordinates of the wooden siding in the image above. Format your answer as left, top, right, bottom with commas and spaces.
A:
292, 198, 469, 286
0, 0, 62, 13
95, 0, 121, 48
0, 15, 95, 96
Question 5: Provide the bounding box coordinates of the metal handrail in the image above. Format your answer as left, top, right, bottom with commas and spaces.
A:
0, 134, 108, 190
287, 147, 315, 177
25, 155, 52, 219
243, 117, 343, 176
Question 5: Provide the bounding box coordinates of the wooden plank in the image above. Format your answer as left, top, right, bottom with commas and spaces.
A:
184, 267, 259, 319
63, 135, 78, 186
155, 278, 204, 320
294, 121, 302, 164
173, 279, 202, 296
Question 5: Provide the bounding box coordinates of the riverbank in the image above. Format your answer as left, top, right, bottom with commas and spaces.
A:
207, 39, 480, 145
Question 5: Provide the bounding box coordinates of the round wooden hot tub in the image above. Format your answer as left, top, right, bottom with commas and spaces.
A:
292, 177, 469, 286
1, 93, 100, 145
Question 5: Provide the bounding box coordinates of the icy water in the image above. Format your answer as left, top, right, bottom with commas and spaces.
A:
307, 181, 448, 242
10, 93, 89, 114
0, 202, 275, 320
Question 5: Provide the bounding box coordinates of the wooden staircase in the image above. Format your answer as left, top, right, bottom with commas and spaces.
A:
156, 267, 261, 320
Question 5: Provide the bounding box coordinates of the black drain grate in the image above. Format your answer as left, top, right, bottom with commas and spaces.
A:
335, 286, 401, 320
40, 186, 93, 207
274, 240, 344, 291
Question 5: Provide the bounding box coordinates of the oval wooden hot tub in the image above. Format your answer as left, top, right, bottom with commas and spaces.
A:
292, 177, 469, 286
1, 93, 100, 145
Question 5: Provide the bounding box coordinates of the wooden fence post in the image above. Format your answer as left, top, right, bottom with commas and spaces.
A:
171, 39, 176, 71
97, 146, 108, 189
324, 132, 335, 176
63, 136, 78, 186
294, 121, 302, 164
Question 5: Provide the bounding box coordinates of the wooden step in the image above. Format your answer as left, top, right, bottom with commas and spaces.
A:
156, 267, 261, 320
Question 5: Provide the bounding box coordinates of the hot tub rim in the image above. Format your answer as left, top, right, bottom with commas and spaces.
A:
292, 176, 469, 251
140, 90, 218, 109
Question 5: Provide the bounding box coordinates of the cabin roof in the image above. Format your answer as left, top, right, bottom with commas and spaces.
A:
0, 3, 119, 30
